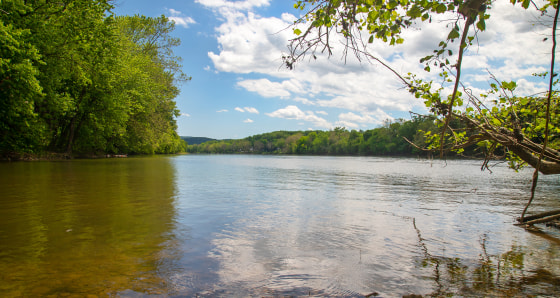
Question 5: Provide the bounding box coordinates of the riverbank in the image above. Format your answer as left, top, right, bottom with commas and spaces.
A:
0, 152, 72, 162
1, 151, 190, 162
1, 152, 132, 161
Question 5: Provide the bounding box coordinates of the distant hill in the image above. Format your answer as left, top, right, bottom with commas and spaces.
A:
181, 136, 217, 145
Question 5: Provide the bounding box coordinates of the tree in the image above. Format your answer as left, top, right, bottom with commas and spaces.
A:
287, 0, 559, 219
113, 15, 189, 154
0, 1, 188, 157
0, 20, 44, 154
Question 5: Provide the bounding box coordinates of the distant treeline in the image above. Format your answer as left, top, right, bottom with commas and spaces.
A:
181, 137, 217, 145
187, 115, 476, 156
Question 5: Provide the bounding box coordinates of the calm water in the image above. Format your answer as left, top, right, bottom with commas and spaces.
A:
0, 155, 559, 297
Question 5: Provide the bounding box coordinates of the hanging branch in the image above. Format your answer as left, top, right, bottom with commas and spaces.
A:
439, 20, 471, 158
521, 2, 559, 221
439, 0, 489, 157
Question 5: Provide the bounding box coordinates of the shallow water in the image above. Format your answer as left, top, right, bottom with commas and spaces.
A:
0, 155, 559, 297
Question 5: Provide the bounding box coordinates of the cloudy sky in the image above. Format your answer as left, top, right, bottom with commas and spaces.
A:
113, 0, 553, 139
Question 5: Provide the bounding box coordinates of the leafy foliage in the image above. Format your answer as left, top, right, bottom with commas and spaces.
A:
0, 0, 188, 157
286, 0, 560, 175
0, 20, 45, 153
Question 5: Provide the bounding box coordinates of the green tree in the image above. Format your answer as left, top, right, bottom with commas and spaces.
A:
114, 15, 188, 154
0, 1, 188, 157
287, 0, 560, 217
312, 131, 329, 154
0, 20, 44, 154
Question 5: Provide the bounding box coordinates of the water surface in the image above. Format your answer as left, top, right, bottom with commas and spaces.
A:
0, 155, 559, 297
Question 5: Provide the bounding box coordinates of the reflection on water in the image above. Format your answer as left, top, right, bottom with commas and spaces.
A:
0, 158, 179, 296
413, 218, 560, 297
0, 155, 559, 296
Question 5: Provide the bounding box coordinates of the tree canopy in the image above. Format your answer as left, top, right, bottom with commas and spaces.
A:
286, 0, 560, 218
0, 0, 189, 158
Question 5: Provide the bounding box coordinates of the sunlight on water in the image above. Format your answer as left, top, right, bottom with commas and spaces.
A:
0, 155, 559, 297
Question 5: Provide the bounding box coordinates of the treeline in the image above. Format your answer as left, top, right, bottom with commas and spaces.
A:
181, 137, 217, 145
187, 116, 459, 156
1, 1, 188, 158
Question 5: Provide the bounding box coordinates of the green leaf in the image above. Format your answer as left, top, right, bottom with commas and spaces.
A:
447, 29, 460, 40
419, 55, 433, 63
407, 5, 422, 18
293, 28, 302, 35
476, 18, 486, 31
436, 3, 447, 13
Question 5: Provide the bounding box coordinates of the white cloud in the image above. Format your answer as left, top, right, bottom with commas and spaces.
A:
266, 105, 301, 118
234, 107, 259, 114
294, 97, 314, 105
516, 78, 549, 97
203, 1, 552, 122
243, 118, 254, 123
338, 112, 375, 124
207, 11, 291, 74
166, 9, 196, 28
334, 110, 393, 129
334, 120, 360, 129
180, 113, 191, 117
237, 79, 292, 98
244, 107, 259, 114
266, 105, 332, 128
216, 109, 229, 113
196, 0, 270, 11
316, 111, 328, 115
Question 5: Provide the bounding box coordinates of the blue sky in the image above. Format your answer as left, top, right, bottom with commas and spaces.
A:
113, 0, 553, 139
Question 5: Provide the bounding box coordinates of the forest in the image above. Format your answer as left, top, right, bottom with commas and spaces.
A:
187, 115, 482, 156
0, 0, 188, 159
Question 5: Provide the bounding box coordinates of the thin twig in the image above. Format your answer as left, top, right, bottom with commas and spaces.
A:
521, 3, 559, 221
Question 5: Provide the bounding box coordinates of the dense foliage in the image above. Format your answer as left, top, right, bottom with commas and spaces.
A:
0, 0, 188, 158
186, 116, 478, 156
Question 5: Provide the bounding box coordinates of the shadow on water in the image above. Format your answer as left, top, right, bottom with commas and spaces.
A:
0, 158, 187, 297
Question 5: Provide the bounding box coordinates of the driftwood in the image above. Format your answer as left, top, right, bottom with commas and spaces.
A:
517, 209, 560, 226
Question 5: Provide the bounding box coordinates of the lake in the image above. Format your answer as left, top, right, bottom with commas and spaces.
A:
0, 155, 559, 297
